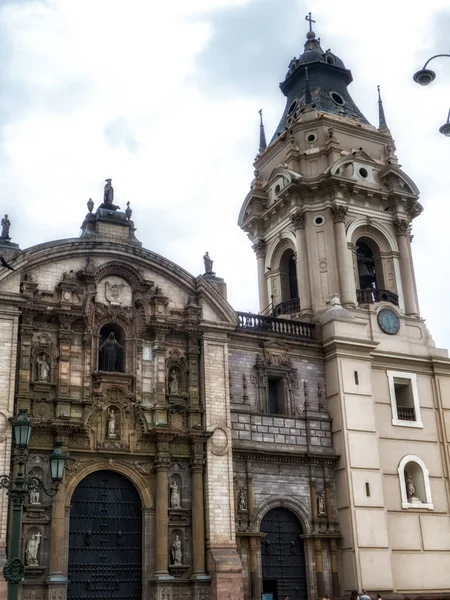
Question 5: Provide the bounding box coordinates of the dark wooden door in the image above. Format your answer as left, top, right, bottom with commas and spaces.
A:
261, 507, 307, 600
68, 470, 142, 599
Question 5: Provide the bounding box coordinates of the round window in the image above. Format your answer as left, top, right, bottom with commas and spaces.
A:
330, 92, 345, 106
359, 167, 368, 179
314, 215, 324, 226
288, 100, 298, 115
275, 184, 281, 194
306, 133, 317, 144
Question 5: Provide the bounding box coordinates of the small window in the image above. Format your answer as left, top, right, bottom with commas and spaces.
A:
313, 215, 324, 226
267, 377, 284, 414
387, 371, 422, 428
330, 91, 345, 106
358, 167, 368, 179
306, 132, 317, 144
288, 100, 297, 115
275, 184, 281, 195
326, 55, 335, 65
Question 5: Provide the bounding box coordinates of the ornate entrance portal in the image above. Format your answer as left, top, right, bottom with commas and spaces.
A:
261, 507, 307, 600
68, 470, 142, 599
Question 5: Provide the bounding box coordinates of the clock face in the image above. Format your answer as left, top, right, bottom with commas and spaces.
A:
377, 308, 400, 335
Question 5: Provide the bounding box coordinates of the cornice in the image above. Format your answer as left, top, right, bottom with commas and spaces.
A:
232, 448, 338, 466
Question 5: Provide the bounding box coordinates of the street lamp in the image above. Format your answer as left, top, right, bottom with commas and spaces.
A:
413, 53, 450, 136
0, 409, 67, 600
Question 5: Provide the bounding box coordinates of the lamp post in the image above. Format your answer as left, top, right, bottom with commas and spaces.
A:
0, 409, 67, 600
413, 53, 450, 137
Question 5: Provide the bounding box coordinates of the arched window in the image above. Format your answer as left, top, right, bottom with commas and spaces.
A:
279, 249, 298, 302
398, 455, 433, 510
98, 323, 125, 373
356, 237, 385, 290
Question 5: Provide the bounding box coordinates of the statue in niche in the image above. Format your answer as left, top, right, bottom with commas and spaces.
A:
100, 332, 123, 372
29, 487, 40, 505
25, 532, 42, 566
203, 251, 213, 274
238, 489, 247, 512
1, 214, 11, 239
168, 369, 180, 395
170, 480, 181, 508
107, 408, 116, 438
36, 355, 50, 382
171, 535, 182, 565
317, 493, 326, 516
405, 472, 421, 503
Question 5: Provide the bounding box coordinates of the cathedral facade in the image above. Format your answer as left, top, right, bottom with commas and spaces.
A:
0, 20, 449, 600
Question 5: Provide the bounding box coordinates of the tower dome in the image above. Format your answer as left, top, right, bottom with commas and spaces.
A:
271, 22, 370, 142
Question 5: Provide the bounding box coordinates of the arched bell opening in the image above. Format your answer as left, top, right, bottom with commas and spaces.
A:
356, 237, 384, 290
98, 323, 126, 373
355, 236, 398, 306
274, 248, 300, 316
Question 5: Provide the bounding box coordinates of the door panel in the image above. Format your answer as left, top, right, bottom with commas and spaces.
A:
68, 470, 142, 599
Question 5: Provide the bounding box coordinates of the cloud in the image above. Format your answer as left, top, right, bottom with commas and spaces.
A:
195, 0, 304, 96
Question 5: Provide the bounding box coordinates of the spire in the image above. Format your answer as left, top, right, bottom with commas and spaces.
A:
377, 85, 388, 131
258, 109, 267, 153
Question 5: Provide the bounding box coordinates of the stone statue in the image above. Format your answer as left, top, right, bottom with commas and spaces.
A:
238, 489, 247, 512
203, 251, 213, 274
170, 480, 181, 508
107, 408, 116, 438
171, 535, 182, 565
317, 493, 326, 516
169, 369, 179, 395
36, 355, 50, 382
405, 472, 421, 503
100, 332, 123, 372
29, 487, 40, 505
25, 532, 42, 566
104, 179, 114, 206
1, 214, 10, 239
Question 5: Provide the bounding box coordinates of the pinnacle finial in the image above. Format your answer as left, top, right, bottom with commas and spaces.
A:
258, 109, 267, 153
377, 85, 388, 130
305, 12, 316, 39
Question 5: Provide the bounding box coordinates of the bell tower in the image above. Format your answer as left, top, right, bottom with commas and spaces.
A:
239, 19, 420, 320
239, 16, 450, 600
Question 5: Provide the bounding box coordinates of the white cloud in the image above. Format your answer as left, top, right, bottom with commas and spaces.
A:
0, 0, 449, 348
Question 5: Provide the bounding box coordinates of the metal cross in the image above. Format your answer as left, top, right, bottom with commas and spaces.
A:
305, 12, 316, 31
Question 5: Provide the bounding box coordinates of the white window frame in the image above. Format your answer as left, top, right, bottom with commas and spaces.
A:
398, 454, 433, 510
387, 370, 423, 428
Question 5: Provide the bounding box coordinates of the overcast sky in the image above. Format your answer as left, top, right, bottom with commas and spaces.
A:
0, 0, 449, 348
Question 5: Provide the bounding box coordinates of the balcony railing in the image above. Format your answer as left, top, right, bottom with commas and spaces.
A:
356, 288, 399, 306
272, 297, 301, 316
237, 311, 315, 339
397, 405, 416, 421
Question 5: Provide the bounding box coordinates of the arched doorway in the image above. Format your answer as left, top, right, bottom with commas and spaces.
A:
261, 507, 307, 600
68, 470, 142, 599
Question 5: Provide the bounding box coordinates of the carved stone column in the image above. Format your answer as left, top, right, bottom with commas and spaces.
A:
191, 443, 206, 576
325, 478, 333, 523
314, 538, 325, 598
187, 334, 201, 429
310, 478, 318, 524
332, 205, 356, 307
291, 211, 312, 313
155, 442, 171, 576
249, 536, 262, 600
395, 219, 419, 316
329, 538, 341, 598
153, 327, 168, 424
252, 240, 269, 313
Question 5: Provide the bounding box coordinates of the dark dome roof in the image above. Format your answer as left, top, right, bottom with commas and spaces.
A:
297, 30, 345, 69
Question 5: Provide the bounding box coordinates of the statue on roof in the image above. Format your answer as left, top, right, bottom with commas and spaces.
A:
1, 215, 11, 240
100, 179, 120, 211
203, 252, 214, 274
